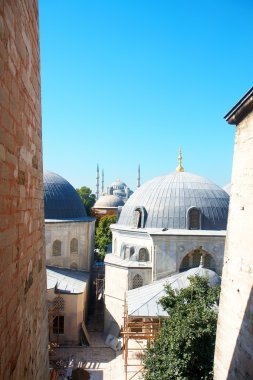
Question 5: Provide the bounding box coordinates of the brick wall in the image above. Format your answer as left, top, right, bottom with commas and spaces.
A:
214, 110, 253, 379
0, 1, 49, 379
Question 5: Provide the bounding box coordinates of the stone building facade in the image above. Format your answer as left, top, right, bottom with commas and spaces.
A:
104, 168, 229, 334
214, 87, 253, 379
0, 1, 49, 379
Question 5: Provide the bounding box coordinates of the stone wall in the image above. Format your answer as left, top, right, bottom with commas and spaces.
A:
45, 220, 95, 271
0, 1, 49, 379
214, 104, 253, 379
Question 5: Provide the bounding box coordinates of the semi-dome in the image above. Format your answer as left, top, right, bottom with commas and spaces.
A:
44, 170, 87, 219
94, 194, 125, 208
118, 171, 229, 230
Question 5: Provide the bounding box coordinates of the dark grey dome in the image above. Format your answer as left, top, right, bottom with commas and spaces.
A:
44, 170, 87, 219
118, 171, 229, 230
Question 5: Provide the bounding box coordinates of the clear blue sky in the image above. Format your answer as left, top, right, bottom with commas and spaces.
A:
39, 0, 253, 193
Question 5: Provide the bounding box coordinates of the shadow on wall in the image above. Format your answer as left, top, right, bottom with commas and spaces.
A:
227, 286, 253, 379
104, 307, 122, 338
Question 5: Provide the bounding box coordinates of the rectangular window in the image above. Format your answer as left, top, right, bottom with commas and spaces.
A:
53, 316, 64, 334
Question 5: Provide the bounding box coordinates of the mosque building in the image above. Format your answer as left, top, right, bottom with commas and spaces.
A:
92, 165, 139, 219
43, 170, 96, 345
104, 150, 230, 334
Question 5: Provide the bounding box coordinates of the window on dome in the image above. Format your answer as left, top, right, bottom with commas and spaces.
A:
139, 248, 149, 262
70, 238, 78, 254
52, 240, 61, 256
132, 209, 142, 228
188, 208, 201, 230
132, 274, 143, 289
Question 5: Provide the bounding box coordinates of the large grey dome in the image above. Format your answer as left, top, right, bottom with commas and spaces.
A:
44, 170, 87, 219
118, 171, 229, 230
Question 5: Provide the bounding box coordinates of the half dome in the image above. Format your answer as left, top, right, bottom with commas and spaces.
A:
118, 171, 229, 230
43, 170, 87, 219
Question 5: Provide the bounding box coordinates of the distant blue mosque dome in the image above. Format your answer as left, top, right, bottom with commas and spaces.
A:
118, 171, 229, 230
43, 170, 87, 219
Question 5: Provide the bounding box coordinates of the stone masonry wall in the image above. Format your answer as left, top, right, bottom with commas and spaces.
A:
0, 1, 49, 379
214, 111, 253, 379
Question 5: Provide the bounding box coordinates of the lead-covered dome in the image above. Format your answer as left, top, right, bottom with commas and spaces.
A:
44, 170, 87, 219
118, 171, 229, 230
94, 194, 125, 208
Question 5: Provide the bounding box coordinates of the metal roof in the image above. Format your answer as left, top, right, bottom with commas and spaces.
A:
46, 266, 89, 294
128, 267, 220, 317
118, 171, 229, 230
44, 170, 87, 219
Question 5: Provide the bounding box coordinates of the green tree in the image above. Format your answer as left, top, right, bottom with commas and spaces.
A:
94, 215, 117, 260
143, 276, 220, 380
76, 186, 96, 216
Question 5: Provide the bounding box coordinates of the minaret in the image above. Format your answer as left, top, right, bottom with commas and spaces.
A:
96, 164, 100, 200
137, 164, 141, 188
176, 147, 184, 172
101, 169, 104, 194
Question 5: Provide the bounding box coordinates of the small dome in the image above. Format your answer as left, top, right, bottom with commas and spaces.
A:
44, 170, 87, 219
118, 171, 229, 230
94, 194, 125, 208
110, 179, 126, 190
184, 266, 221, 286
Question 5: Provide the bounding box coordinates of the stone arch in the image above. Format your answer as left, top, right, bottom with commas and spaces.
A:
70, 238, 78, 254
52, 240, 61, 256
179, 247, 216, 272
132, 274, 143, 289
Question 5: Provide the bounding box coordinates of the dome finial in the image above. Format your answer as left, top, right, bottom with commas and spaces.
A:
176, 147, 184, 172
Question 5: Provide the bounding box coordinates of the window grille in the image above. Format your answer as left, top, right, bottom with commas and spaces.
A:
132, 274, 143, 289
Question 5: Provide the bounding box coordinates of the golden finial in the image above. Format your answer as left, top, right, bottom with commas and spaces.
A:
176, 147, 184, 172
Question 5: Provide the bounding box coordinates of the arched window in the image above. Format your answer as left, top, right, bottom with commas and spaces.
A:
70, 262, 78, 270
70, 238, 78, 254
52, 240, 61, 256
179, 250, 216, 272
139, 248, 149, 262
53, 316, 64, 334
188, 208, 201, 230
132, 209, 142, 228
132, 274, 143, 289
131, 207, 146, 228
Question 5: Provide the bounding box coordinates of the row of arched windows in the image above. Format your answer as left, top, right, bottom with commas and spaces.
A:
121, 244, 150, 262
52, 238, 79, 256
131, 207, 202, 230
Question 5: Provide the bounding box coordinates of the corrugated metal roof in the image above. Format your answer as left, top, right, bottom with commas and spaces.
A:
47, 266, 89, 294
128, 267, 220, 317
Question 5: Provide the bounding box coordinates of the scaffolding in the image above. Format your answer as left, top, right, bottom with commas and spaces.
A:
122, 300, 161, 380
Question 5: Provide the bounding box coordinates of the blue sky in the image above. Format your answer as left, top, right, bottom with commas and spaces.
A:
39, 0, 253, 193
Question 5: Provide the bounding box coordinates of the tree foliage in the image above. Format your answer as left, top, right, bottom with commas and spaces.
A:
143, 276, 220, 380
94, 215, 117, 260
76, 186, 96, 216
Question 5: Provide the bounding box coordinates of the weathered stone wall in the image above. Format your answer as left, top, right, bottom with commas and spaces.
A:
214, 111, 253, 379
0, 1, 49, 379
45, 220, 95, 271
